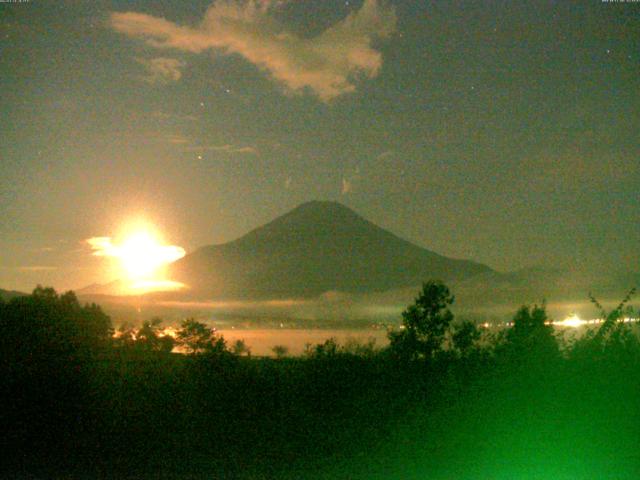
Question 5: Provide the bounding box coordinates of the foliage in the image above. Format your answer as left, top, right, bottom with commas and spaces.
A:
231, 338, 251, 356
387, 280, 454, 360
176, 317, 226, 355
498, 303, 560, 363
571, 288, 639, 361
0, 287, 113, 473
451, 320, 482, 358
112, 318, 175, 354
302, 336, 380, 359
307, 337, 340, 358
342, 336, 379, 357
3, 282, 640, 478
0, 285, 112, 365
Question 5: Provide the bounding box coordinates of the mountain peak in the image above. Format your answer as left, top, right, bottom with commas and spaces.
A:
282, 200, 363, 222
292, 200, 354, 212
230, 200, 371, 247
168, 201, 493, 299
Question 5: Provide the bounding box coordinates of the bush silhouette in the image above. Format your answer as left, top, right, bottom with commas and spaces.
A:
272, 344, 289, 358
571, 288, 639, 362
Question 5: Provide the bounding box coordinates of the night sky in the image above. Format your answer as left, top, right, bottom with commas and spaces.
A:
1, 0, 638, 292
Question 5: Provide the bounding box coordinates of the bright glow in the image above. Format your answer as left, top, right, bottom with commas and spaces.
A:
87, 227, 186, 293
555, 314, 586, 328
130, 279, 186, 292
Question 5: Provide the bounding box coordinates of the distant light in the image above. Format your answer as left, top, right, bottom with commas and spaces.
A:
556, 314, 585, 328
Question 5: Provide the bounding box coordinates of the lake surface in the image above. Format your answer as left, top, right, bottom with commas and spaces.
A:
216, 328, 389, 356
216, 318, 639, 356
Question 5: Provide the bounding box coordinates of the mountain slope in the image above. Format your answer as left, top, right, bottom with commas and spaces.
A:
168, 201, 493, 299
0, 288, 28, 302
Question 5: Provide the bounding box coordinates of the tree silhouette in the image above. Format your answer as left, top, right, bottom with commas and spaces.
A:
158, 334, 176, 354
0, 287, 112, 471
231, 339, 251, 356
176, 318, 225, 354
136, 317, 162, 351
129, 317, 175, 353
113, 322, 137, 349
500, 304, 559, 362
388, 281, 454, 360
0, 286, 112, 363
452, 320, 481, 358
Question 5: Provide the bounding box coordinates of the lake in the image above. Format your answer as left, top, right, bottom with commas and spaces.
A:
216, 328, 390, 356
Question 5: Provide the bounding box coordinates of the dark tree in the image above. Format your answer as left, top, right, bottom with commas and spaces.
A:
0, 287, 112, 472
388, 280, 454, 360
136, 317, 161, 348
231, 339, 251, 356
500, 304, 559, 362
158, 334, 176, 354
176, 318, 225, 354
113, 322, 137, 349
0, 286, 112, 364
452, 320, 481, 358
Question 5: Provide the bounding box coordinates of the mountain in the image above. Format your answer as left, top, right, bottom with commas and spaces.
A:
77, 280, 129, 297
0, 288, 27, 302
167, 201, 493, 299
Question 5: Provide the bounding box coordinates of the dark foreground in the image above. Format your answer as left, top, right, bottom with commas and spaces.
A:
1, 286, 639, 479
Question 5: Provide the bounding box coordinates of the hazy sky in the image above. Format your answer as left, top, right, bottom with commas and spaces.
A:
1, 0, 638, 292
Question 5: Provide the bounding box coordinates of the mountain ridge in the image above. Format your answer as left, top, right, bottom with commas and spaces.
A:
167, 201, 493, 299
0, 288, 28, 301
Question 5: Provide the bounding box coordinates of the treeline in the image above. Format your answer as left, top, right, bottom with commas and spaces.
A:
1, 283, 639, 479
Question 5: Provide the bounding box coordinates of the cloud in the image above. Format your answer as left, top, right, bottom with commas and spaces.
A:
376, 150, 395, 160
211, 144, 258, 154
110, 0, 396, 101
144, 132, 258, 155
136, 56, 185, 84
186, 143, 259, 155
341, 177, 352, 194
86, 237, 116, 257
163, 133, 190, 145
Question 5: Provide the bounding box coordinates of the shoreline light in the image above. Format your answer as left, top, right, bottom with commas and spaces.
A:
555, 314, 586, 328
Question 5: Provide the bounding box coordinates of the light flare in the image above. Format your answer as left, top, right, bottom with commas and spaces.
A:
87, 227, 186, 293
130, 279, 186, 292
555, 314, 586, 328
